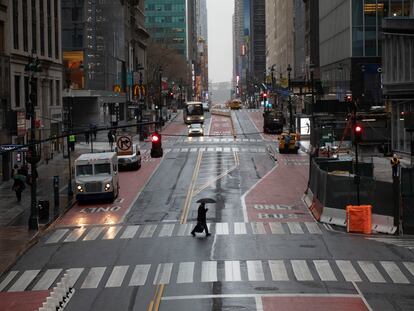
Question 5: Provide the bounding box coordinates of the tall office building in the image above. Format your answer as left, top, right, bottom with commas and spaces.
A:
195, 0, 208, 100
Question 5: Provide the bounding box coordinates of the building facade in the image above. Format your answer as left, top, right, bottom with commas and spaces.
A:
8, 0, 63, 169
194, 0, 208, 101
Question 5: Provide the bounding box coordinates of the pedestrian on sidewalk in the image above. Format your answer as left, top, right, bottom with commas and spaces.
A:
390, 154, 400, 178
90, 123, 97, 140
191, 203, 211, 237
11, 164, 19, 179
108, 130, 115, 151
85, 131, 90, 144
12, 171, 26, 202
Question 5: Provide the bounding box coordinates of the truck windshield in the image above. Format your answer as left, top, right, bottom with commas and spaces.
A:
95, 163, 111, 175
77, 164, 93, 176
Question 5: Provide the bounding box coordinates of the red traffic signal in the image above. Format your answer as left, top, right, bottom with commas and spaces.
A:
354, 124, 363, 144
345, 95, 352, 102
150, 132, 163, 158
263, 93, 268, 98
151, 133, 160, 143
355, 125, 362, 133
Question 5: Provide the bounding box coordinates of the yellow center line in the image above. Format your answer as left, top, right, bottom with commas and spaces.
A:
180, 150, 203, 224
148, 284, 160, 311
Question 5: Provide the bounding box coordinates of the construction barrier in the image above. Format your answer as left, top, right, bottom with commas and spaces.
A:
346, 205, 372, 234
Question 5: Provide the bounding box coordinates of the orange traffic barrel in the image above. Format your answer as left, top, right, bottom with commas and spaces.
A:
346, 205, 372, 234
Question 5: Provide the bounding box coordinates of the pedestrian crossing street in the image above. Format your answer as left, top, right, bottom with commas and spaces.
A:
2, 259, 414, 292
44, 222, 324, 245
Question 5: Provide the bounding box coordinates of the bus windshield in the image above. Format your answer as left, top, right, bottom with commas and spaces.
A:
186, 104, 203, 116
94, 163, 111, 175
77, 164, 93, 176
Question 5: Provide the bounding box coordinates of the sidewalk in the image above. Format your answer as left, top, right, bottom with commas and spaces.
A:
0, 111, 180, 276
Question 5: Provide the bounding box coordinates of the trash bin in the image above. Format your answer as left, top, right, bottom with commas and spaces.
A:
38, 200, 50, 223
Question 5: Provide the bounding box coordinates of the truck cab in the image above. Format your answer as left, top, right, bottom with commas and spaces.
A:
74, 152, 120, 203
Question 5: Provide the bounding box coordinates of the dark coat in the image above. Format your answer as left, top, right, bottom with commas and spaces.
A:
197, 204, 208, 223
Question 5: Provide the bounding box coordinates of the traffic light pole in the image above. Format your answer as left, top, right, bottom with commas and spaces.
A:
355, 142, 360, 206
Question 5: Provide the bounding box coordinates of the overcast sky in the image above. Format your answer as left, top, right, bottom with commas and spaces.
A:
207, 0, 234, 83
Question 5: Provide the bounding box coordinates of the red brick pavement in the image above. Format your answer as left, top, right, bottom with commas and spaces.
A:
209, 114, 233, 136
0, 291, 50, 311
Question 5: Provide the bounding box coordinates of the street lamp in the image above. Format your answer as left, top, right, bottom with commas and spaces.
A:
158, 67, 163, 129
25, 53, 42, 230
287, 64, 293, 132
306, 63, 316, 194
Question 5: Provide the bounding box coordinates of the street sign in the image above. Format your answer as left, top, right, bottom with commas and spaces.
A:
116, 135, 133, 155
0, 144, 29, 152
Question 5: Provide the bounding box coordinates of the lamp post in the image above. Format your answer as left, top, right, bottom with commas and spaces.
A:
306, 64, 316, 194
158, 67, 163, 129
287, 64, 293, 132
25, 54, 42, 230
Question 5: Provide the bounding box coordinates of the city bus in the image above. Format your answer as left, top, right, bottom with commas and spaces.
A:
183, 101, 204, 124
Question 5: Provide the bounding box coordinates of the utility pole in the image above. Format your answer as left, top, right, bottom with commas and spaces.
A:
25, 54, 42, 230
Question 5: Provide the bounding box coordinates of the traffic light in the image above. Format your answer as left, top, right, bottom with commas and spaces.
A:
150, 131, 163, 158
354, 124, 363, 144
345, 95, 352, 102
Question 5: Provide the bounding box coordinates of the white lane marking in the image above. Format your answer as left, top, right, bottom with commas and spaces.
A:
46, 229, 69, 244
287, 223, 304, 234
201, 261, 217, 282
251, 222, 266, 234
241, 165, 278, 222
336, 260, 362, 282
313, 260, 337, 281
66, 268, 84, 287
0, 271, 19, 291
105, 266, 129, 288
291, 260, 313, 281
269, 223, 284, 234
403, 262, 414, 277
83, 227, 105, 241
216, 223, 229, 235
129, 264, 150, 286
120, 225, 139, 239
305, 222, 322, 234
255, 296, 264, 311
64, 227, 86, 242
352, 282, 374, 311
268, 260, 289, 281
358, 261, 386, 283
102, 226, 122, 240
224, 147, 231, 152
225, 261, 242, 282
177, 262, 195, 284
81, 267, 106, 289
159, 224, 175, 237
153, 263, 173, 285
32, 269, 62, 290
247, 261, 265, 281
234, 223, 247, 235
380, 261, 409, 284
8, 270, 40, 292
140, 225, 157, 238
177, 224, 189, 236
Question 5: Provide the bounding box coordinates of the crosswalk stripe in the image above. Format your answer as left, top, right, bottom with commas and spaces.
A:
177, 262, 195, 284
140, 225, 157, 238
269, 223, 284, 234
46, 229, 69, 244
129, 265, 150, 286
403, 262, 414, 277
225, 261, 242, 281
154, 263, 173, 285
247, 261, 265, 281
287, 223, 304, 234
292, 260, 313, 281
177, 224, 190, 236
8, 270, 40, 292
83, 227, 105, 241
358, 261, 386, 283
305, 222, 322, 234
313, 260, 337, 281
32, 269, 62, 290
234, 223, 247, 234
159, 224, 175, 237
102, 226, 122, 240
381, 261, 409, 284
67, 268, 84, 287
201, 261, 217, 282
0, 271, 19, 291
64, 227, 86, 242
224, 147, 231, 152
251, 222, 266, 234
336, 260, 362, 282
190, 148, 198, 152
120, 225, 139, 239
268, 260, 289, 281
216, 223, 229, 235
81, 267, 106, 289
105, 266, 129, 288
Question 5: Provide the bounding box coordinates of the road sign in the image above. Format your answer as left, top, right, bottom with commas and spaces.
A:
116, 135, 133, 155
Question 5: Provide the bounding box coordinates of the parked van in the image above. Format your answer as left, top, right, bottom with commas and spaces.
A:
74, 152, 119, 203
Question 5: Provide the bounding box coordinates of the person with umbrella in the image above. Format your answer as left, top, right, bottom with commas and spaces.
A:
191, 198, 216, 237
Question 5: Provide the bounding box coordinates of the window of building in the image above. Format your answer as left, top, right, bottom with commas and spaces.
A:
165, 4, 172, 11
32, 0, 37, 53
14, 76, 21, 108
40, 0, 45, 55
55, 0, 59, 59
165, 16, 172, 23
13, 0, 19, 50
47, 0, 52, 57
23, 0, 28, 52
56, 80, 60, 106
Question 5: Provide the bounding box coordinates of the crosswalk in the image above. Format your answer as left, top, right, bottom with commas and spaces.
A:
172, 137, 265, 143
366, 237, 414, 252
44, 222, 323, 245
2, 259, 414, 292
141, 146, 268, 155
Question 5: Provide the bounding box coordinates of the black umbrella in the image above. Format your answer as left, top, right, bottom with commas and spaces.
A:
196, 198, 217, 204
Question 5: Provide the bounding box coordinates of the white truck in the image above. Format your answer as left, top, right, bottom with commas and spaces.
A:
74, 152, 120, 203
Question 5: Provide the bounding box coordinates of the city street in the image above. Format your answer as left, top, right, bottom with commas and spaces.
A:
0, 109, 413, 311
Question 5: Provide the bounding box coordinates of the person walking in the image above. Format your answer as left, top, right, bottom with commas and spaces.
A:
85, 131, 90, 144
12, 170, 26, 202
191, 203, 211, 237
390, 154, 400, 178
108, 130, 115, 151
11, 164, 19, 179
